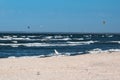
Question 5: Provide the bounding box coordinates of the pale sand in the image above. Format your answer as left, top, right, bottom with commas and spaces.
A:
0, 52, 120, 80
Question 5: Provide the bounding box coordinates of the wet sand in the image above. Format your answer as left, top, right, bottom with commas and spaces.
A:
0, 52, 120, 80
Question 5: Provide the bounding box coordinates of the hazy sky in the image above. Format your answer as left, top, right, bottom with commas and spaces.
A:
0, 0, 120, 33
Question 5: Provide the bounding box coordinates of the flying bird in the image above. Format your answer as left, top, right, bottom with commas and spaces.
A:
27, 26, 30, 29
102, 20, 106, 24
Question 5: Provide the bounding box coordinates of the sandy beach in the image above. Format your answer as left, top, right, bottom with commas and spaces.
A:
0, 52, 120, 80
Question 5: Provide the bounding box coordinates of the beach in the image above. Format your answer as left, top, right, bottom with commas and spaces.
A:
0, 52, 120, 80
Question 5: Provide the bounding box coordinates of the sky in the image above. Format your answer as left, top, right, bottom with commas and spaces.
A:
0, 0, 120, 33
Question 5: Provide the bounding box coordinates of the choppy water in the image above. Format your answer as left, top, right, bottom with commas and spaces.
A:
0, 33, 120, 58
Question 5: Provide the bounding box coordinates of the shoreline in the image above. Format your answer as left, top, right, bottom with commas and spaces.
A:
1, 48, 120, 59
0, 52, 120, 80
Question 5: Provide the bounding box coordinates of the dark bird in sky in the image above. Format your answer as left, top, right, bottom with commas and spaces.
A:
102, 21, 106, 24
27, 26, 30, 29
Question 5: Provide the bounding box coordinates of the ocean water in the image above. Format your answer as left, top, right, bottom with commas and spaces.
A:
0, 33, 120, 58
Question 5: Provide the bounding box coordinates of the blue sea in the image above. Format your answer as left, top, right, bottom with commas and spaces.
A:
0, 33, 120, 58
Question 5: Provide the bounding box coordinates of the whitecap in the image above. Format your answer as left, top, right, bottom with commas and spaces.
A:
12, 41, 18, 43
27, 36, 37, 38
12, 37, 30, 40
49, 38, 71, 41
44, 36, 53, 39
54, 35, 63, 39
1, 36, 13, 40
84, 35, 92, 38
107, 35, 114, 38
67, 41, 97, 45
87, 48, 105, 54
108, 49, 120, 52
12, 36, 17, 38
73, 38, 84, 40
87, 48, 120, 54
0, 40, 97, 47
110, 41, 120, 44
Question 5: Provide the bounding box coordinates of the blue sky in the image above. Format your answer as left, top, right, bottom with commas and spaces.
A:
0, 0, 120, 33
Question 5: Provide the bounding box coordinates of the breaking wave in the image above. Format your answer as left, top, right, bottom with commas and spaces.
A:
0, 33, 120, 58
0, 41, 94, 47
87, 48, 120, 54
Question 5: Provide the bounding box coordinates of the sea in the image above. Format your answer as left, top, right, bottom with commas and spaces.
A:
0, 32, 120, 58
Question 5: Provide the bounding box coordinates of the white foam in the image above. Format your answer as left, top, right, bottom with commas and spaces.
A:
88, 48, 120, 54
0, 37, 31, 41
44, 36, 53, 39
12, 36, 17, 38
0, 41, 90, 47
24, 43, 49, 47
12, 41, 18, 43
70, 35, 73, 37
73, 38, 84, 40
65, 53, 71, 56
12, 37, 30, 40
0, 38, 11, 40
8, 56, 16, 59
110, 41, 120, 44
0, 35, 72, 41
67, 41, 97, 45
107, 35, 114, 38
64, 52, 83, 56
0, 43, 51, 47
84, 35, 92, 38
7, 51, 88, 59
8, 55, 46, 59
108, 49, 120, 52
62, 38, 71, 40
49, 38, 71, 41
54, 35, 64, 39
88, 48, 105, 54
27, 36, 37, 38
1, 36, 13, 40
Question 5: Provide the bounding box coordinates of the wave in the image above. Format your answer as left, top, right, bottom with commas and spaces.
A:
107, 35, 114, 38
7, 51, 83, 59
72, 38, 84, 40
8, 55, 46, 59
0, 40, 99, 47
109, 41, 120, 44
83, 35, 92, 38
54, 35, 69, 39
0, 37, 31, 41
101, 34, 114, 38
87, 48, 120, 54
0, 36, 12, 40
27, 36, 40, 38
67, 41, 98, 45
0, 36, 72, 41
44, 36, 53, 39
46, 38, 71, 41
12, 41, 18, 43
0, 42, 91, 47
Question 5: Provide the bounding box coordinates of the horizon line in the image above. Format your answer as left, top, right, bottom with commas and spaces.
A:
0, 31, 120, 34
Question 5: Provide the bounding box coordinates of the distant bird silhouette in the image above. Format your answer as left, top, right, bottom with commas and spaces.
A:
102, 20, 106, 24
27, 26, 30, 29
